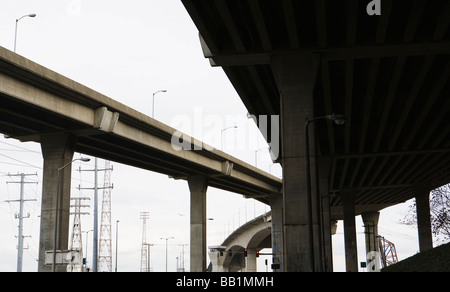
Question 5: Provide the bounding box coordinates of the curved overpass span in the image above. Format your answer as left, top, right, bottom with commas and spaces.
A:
209, 212, 272, 272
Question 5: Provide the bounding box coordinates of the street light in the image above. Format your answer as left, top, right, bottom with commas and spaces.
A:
221, 126, 238, 151
14, 13, 37, 53
152, 90, 167, 119
160, 237, 174, 272
115, 220, 119, 272
53, 157, 90, 272
255, 147, 268, 168
305, 113, 346, 272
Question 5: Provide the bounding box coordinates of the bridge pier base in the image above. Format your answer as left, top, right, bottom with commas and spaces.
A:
188, 175, 208, 272
246, 248, 257, 272
38, 134, 76, 272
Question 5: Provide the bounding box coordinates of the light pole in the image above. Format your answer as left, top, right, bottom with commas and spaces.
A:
305, 114, 345, 272
115, 220, 119, 272
160, 237, 174, 272
53, 157, 90, 272
14, 13, 36, 53
221, 126, 238, 151
82, 229, 93, 271
152, 90, 167, 119
255, 147, 268, 168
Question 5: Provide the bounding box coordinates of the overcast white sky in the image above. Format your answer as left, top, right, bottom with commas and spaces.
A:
0, 0, 422, 272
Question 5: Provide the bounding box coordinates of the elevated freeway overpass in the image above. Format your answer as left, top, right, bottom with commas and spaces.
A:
182, 0, 450, 271
0, 46, 281, 272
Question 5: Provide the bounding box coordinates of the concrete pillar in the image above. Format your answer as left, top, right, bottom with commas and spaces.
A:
318, 158, 333, 272
361, 211, 380, 269
188, 175, 208, 272
340, 190, 358, 272
361, 212, 380, 254
415, 185, 433, 252
271, 53, 320, 272
246, 248, 257, 272
208, 248, 227, 272
38, 134, 76, 272
270, 195, 284, 271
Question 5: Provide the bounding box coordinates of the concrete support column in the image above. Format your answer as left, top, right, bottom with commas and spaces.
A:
271, 53, 320, 272
246, 248, 257, 272
188, 175, 208, 272
270, 195, 284, 271
361, 211, 380, 269
415, 185, 433, 252
38, 134, 76, 272
208, 249, 227, 272
318, 158, 333, 272
340, 190, 358, 272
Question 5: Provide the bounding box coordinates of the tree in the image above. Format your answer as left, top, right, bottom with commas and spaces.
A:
402, 184, 450, 244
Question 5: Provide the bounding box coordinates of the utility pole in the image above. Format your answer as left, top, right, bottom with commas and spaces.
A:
5, 173, 37, 272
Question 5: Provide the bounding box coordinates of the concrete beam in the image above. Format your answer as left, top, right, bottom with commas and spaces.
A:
38, 134, 76, 272
0, 47, 282, 199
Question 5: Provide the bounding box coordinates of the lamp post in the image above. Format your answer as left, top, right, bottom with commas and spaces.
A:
152, 90, 167, 119
115, 220, 119, 272
304, 114, 345, 272
53, 157, 90, 272
160, 237, 174, 272
221, 126, 238, 151
14, 13, 37, 53
255, 147, 268, 168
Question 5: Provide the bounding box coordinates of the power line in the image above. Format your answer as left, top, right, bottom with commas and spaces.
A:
0, 140, 40, 154
0, 153, 41, 169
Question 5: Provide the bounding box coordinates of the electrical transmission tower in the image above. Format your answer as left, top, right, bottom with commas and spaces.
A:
98, 160, 113, 272
140, 212, 150, 272
68, 197, 90, 272
77, 158, 113, 272
5, 173, 37, 272
378, 236, 399, 268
